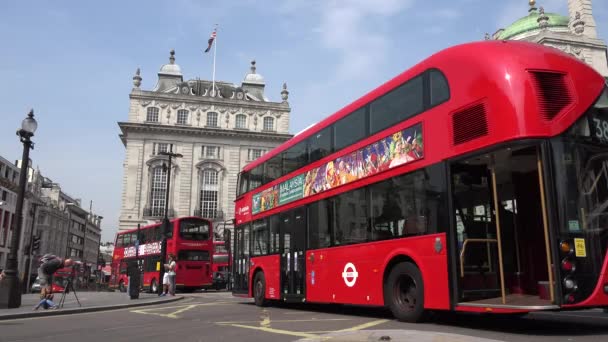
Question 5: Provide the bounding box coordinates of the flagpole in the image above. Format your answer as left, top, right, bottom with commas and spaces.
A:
212, 24, 218, 96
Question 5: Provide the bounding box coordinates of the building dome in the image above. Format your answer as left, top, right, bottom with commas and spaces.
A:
159, 49, 182, 76
159, 63, 182, 76
243, 60, 265, 85
497, 5, 569, 40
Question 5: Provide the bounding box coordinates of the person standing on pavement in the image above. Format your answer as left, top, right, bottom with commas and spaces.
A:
167, 254, 177, 296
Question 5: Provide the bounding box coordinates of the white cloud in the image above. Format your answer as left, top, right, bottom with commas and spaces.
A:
317, 0, 414, 80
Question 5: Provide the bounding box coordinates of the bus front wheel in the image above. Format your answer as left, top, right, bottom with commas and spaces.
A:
253, 272, 268, 307
119, 280, 126, 293
150, 279, 158, 293
384, 261, 425, 323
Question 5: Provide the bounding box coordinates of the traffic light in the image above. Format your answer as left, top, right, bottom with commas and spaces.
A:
32, 236, 41, 252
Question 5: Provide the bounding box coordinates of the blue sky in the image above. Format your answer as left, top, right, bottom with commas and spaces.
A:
1, 0, 607, 241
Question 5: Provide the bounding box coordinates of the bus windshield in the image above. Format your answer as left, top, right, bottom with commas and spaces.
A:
179, 219, 210, 241
553, 86, 608, 265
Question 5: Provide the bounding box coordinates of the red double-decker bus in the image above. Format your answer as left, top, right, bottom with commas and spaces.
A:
232, 40, 608, 322
110, 216, 214, 293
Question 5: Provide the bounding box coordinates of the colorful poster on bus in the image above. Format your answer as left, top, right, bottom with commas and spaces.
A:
252, 122, 423, 215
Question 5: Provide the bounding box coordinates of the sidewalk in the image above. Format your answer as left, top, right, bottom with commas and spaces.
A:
0, 291, 182, 320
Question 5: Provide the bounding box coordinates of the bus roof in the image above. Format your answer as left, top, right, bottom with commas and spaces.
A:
240, 40, 598, 173
116, 216, 212, 235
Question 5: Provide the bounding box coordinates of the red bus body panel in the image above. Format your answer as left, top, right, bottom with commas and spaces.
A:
250, 255, 281, 300
304, 233, 448, 308
235, 41, 608, 311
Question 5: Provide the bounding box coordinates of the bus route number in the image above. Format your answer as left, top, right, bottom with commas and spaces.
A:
592, 118, 608, 142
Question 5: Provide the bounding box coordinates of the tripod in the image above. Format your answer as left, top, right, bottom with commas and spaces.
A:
58, 277, 82, 308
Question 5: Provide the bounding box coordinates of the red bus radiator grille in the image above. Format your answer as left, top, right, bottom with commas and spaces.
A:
530, 71, 572, 120
451, 103, 488, 145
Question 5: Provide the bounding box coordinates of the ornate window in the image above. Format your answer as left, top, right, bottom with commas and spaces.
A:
146, 107, 160, 122
207, 112, 219, 127
177, 109, 189, 125
248, 148, 265, 161
235, 114, 247, 129
202, 146, 221, 159
150, 166, 168, 217
153, 143, 173, 155
263, 117, 274, 131
199, 169, 219, 218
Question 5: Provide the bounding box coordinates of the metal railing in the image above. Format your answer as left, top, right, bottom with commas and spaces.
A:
142, 207, 175, 218
193, 209, 224, 219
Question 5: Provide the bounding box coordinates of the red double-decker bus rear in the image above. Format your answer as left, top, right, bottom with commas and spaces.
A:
111, 216, 213, 293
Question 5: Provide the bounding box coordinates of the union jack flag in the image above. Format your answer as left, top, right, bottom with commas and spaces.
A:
204, 29, 217, 53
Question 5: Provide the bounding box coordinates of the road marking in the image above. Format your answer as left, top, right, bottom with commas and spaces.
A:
131, 301, 233, 319
260, 309, 271, 327
336, 319, 389, 332
223, 323, 322, 339
215, 318, 352, 324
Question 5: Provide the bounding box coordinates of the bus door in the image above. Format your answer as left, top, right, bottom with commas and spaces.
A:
232, 225, 250, 294
451, 145, 555, 309
280, 206, 306, 301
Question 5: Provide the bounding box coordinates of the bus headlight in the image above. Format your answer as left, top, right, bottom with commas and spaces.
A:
563, 277, 577, 291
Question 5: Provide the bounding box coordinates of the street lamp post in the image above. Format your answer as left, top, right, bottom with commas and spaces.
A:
0, 109, 38, 309
157, 151, 182, 295
24, 202, 39, 294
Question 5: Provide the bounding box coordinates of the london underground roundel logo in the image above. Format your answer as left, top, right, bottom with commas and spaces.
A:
342, 262, 358, 287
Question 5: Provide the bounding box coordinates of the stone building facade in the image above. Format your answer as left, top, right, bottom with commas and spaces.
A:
118, 50, 292, 236
0, 155, 102, 288
489, 0, 608, 79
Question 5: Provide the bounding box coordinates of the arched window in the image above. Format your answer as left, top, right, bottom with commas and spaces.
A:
177, 109, 189, 125
207, 112, 218, 127
199, 169, 219, 218
147, 107, 160, 122
150, 166, 168, 217
263, 117, 274, 131
235, 114, 247, 129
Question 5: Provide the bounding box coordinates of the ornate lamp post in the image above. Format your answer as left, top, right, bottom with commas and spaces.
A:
156, 151, 182, 295
0, 109, 38, 308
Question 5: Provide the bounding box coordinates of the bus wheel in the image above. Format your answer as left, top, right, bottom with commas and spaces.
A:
119, 280, 126, 293
253, 272, 268, 307
150, 279, 158, 293
384, 262, 425, 323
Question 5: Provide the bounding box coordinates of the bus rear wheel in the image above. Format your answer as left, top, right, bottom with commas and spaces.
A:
253, 272, 268, 307
119, 280, 126, 293
150, 279, 158, 293
384, 261, 425, 323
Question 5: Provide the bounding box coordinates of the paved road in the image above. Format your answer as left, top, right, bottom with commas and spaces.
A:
0, 291, 606, 342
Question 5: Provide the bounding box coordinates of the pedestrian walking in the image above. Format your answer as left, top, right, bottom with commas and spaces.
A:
37, 254, 73, 295
167, 254, 177, 296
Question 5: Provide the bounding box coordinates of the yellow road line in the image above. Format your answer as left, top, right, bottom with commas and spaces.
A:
223, 323, 321, 339
336, 319, 389, 332
260, 309, 271, 327
215, 318, 351, 324
166, 305, 199, 319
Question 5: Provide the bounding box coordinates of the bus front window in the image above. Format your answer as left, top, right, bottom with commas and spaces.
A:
551, 86, 608, 302
179, 219, 211, 241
